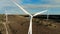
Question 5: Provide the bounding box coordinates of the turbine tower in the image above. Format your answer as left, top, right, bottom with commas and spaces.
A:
3, 9, 9, 34
47, 10, 49, 20
11, 0, 48, 34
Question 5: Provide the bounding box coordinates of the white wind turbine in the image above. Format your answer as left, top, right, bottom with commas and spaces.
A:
11, 0, 48, 34
47, 10, 49, 20
2, 9, 9, 34
0, 9, 9, 34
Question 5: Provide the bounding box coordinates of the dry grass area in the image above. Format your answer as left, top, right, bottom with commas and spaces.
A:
0, 15, 60, 34
32, 19, 60, 34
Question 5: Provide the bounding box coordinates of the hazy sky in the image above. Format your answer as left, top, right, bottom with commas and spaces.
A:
0, 0, 60, 15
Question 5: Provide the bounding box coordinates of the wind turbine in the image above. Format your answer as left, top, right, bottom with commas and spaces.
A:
11, 0, 48, 34
3, 9, 9, 34
0, 9, 9, 34
47, 10, 49, 20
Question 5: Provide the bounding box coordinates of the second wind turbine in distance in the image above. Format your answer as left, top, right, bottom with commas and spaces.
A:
3, 9, 9, 34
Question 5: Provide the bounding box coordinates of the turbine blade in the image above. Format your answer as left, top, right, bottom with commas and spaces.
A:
11, 0, 31, 15
33, 10, 48, 16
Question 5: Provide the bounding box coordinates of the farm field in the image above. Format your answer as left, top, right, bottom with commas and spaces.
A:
0, 14, 60, 34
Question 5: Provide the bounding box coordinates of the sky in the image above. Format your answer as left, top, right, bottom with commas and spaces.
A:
0, 0, 60, 15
